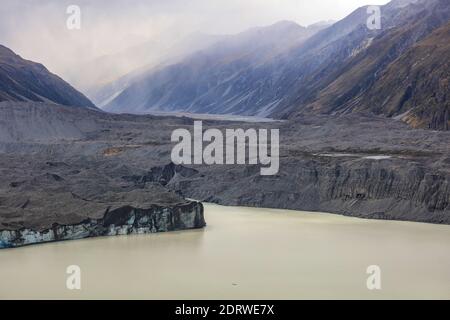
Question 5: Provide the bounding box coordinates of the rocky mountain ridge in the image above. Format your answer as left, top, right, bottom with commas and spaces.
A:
0, 45, 96, 109
100, 0, 449, 130
288, 0, 449, 131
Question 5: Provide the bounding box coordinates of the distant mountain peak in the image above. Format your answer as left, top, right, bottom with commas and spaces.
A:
270, 20, 304, 29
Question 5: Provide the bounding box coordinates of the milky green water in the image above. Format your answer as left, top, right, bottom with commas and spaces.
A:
0, 204, 449, 299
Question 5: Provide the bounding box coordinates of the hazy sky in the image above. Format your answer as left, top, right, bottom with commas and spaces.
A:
0, 0, 390, 82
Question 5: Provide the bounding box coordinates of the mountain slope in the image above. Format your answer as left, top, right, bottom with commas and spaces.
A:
289, 0, 449, 130
0, 45, 96, 109
104, 0, 426, 117
104, 21, 326, 115
79, 32, 225, 104
102, 0, 448, 130
358, 22, 450, 130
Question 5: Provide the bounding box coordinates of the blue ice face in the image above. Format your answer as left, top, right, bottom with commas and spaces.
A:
0, 240, 12, 249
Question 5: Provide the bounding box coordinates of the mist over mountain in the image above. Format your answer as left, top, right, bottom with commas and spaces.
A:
0, 45, 96, 109
75, 32, 226, 101
99, 0, 448, 130
1, 0, 445, 130
103, 20, 329, 115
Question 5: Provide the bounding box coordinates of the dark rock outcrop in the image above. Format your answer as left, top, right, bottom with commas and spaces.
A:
171, 159, 449, 224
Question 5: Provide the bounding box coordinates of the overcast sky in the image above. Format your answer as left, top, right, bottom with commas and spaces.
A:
0, 0, 390, 81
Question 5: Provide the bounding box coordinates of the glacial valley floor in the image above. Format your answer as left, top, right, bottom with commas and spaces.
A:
0, 102, 449, 230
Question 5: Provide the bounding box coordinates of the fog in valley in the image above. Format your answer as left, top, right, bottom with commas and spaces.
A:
0, 0, 389, 92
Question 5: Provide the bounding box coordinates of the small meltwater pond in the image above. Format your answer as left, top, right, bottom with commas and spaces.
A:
0, 204, 449, 299
317, 153, 393, 160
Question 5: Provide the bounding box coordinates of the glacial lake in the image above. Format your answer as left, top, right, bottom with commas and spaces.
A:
0, 203, 449, 299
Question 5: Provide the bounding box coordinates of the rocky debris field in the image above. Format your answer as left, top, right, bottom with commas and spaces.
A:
0, 102, 449, 245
